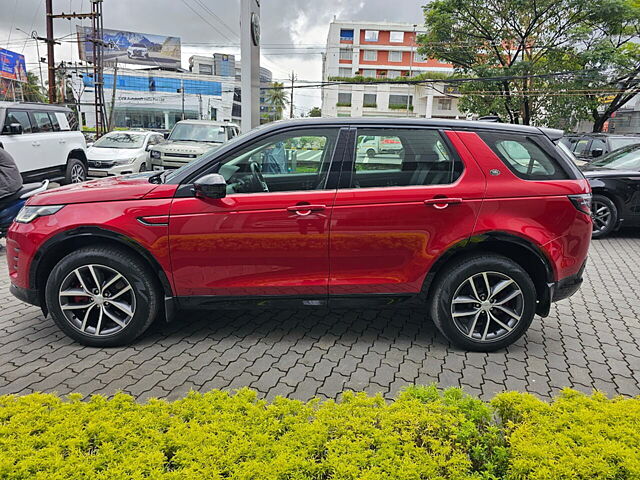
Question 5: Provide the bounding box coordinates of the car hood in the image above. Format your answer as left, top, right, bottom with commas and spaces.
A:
87, 147, 142, 160
153, 141, 221, 156
28, 174, 161, 206
581, 167, 640, 179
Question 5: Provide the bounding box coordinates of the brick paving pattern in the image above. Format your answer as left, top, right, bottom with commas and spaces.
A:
1, 231, 639, 402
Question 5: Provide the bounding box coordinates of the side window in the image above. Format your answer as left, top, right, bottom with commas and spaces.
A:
2, 110, 32, 134
48, 113, 61, 131
216, 128, 339, 194
590, 138, 606, 152
479, 133, 568, 180
573, 138, 591, 155
31, 112, 53, 133
351, 128, 462, 188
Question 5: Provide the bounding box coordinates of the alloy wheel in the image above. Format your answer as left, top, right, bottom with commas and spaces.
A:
592, 199, 612, 233
450, 271, 524, 342
71, 163, 86, 183
58, 264, 136, 337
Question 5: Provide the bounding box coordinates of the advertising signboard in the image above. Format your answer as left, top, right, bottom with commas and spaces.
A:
76, 26, 181, 68
0, 48, 27, 83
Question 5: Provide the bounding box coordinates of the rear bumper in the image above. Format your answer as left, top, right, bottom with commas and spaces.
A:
552, 261, 586, 302
10, 283, 40, 307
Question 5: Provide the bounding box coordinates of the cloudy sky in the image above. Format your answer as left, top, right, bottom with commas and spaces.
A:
1, 0, 426, 114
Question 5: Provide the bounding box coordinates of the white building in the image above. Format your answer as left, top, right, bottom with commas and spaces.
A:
322, 21, 464, 119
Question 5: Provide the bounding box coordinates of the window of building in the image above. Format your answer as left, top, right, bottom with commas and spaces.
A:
215, 128, 340, 193
338, 67, 352, 77
339, 48, 352, 61
389, 31, 405, 43
388, 51, 403, 62
362, 50, 378, 61
364, 30, 379, 42
387, 70, 401, 79
388, 94, 413, 108
340, 29, 354, 41
199, 64, 213, 75
413, 51, 427, 63
2, 110, 32, 133
480, 133, 569, 180
361, 69, 376, 78
437, 98, 452, 111
363, 93, 377, 107
337, 92, 352, 106
352, 129, 462, 188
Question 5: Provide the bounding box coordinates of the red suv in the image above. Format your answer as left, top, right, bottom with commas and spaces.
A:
6, 119, 592, 351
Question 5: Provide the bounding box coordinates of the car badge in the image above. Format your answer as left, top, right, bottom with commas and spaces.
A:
489, 169, 501, 176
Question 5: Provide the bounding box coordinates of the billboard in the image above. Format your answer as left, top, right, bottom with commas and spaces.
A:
0, 48, 27, 83
76, 26, 181, 68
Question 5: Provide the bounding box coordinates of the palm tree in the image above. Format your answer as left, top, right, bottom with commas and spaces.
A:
22, 72, 46, 103
264, 81, 288, 121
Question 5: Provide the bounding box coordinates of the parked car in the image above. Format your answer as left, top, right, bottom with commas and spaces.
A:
7, 118, 591, 351
149, 120, 239, 171
0, 102, 87, 184
581, 144, 640, 238
127, 43, 149, 59
560, 133, 640, 161
87, 130, 165, 178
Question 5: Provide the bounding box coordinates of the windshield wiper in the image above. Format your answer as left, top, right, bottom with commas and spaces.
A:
149, 170, 168, 184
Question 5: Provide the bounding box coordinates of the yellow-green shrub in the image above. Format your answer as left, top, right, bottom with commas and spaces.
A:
0, 387, 638, 480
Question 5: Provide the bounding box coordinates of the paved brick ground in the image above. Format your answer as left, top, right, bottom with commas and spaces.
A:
1, 232, 639, 402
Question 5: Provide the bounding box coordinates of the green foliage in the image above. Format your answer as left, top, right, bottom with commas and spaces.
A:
308, 107, 322, 117
388, 104, 414, 110
328, 71, 451, 83
264, 82, 289, 122
335, 101, 352, 107
1, 388, 639, 479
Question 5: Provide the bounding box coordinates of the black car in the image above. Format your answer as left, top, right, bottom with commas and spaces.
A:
561, 134, 640, 161
581, 144, 640, 238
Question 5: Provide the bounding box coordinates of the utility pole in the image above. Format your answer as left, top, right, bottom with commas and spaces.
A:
179, 79, 185, 120
289, 71, 297, 119
45, 0, 58, 103
407, 24, 417, 116
107, 60, 118, 131
198, 94, 203, 119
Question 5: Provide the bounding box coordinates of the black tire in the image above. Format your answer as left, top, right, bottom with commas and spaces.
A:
591, 194, 617, 239
139, 162, 147, 173
63, 157, 87, 184
430, 254, 536, 352
45, 246, 161, 347
366, 148, 376, 158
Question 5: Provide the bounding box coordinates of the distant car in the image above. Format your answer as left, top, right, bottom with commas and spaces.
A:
149, 120, 239, 170
560, 133, 640, 161
0, 102, 87, 184
127, 43, 149, 59
357, 134, 404, 158
87, 130, 165, 178
581, 144, 640, 238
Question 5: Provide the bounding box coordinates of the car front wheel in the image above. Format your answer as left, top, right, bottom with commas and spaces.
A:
45, 246, 161, 347
63, 157, 87, 184
430, 254, 536, 351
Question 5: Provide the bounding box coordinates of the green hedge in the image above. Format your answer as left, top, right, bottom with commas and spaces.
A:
1, 387, 638, 479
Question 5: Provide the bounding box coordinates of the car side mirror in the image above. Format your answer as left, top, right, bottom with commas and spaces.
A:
591, 148, 603, 157
194, 173, 227, 199
2, 123, 23, 135
145, 145, 151, 151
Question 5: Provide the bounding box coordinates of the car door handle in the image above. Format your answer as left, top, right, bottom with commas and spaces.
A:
423, 198, 463, 209
58, 139, 66, 144
32, 141, 40, 147
287, 204, 326, 215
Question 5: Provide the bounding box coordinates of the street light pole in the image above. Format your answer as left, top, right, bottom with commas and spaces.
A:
406, 24, 417, 116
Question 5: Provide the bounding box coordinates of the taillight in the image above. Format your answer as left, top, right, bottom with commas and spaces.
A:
568, 194, 592, 215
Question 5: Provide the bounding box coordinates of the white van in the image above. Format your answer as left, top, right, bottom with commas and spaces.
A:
0, 102, 88, 184
357, 134, 404, 158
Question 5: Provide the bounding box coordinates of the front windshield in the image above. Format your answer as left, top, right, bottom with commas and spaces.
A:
169, 124, 226, 143
93, 132, 145, 149
591, 145, 640, 170
610, 137, 640, 151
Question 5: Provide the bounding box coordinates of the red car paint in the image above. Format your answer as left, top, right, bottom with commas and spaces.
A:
7, 122, 591, 318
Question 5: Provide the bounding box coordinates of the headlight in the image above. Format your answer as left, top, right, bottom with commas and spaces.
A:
15, 205, 64, 224
150, 150, 161, 159
114, 157, 137, 165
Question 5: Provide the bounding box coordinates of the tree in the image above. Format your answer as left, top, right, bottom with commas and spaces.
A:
22, 72, 46, 103
418, 0, 640, 130
264, 81, 289, 121
308, 106, 322, 117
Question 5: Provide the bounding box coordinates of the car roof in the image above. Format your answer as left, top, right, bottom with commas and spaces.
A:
103, 130, 156, 136
176, 120, 239, 127
252, 117, 563, 140
0, 101, 72, 113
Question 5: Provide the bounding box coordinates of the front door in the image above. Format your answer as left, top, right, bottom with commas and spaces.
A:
169, 127, 346, 298
329, 127, 486, 296
1, 110, 36, 174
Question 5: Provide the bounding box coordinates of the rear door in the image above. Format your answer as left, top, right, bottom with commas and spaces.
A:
328, 127, 486, 296
29, 110, 62, 172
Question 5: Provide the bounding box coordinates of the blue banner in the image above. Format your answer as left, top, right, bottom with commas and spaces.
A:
0, 48, 27, 83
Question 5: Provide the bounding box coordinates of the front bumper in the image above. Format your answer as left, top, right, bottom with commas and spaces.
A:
10, 283, 40, 307
88, 161, 141, 178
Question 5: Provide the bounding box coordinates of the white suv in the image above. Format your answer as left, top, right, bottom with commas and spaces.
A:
0, 102, 87, 184
87, 130, 165, 178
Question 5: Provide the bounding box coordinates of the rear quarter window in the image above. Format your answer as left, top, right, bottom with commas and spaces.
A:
479, 132, 569, 180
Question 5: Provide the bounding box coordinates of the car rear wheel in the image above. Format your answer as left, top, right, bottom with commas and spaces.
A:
430, 254, 536, 351
366, 148, 376, 158
591, 194, 617, 239
45, 246, 160, 347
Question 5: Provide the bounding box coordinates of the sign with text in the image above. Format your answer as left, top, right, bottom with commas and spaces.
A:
0, 48, 27, 83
